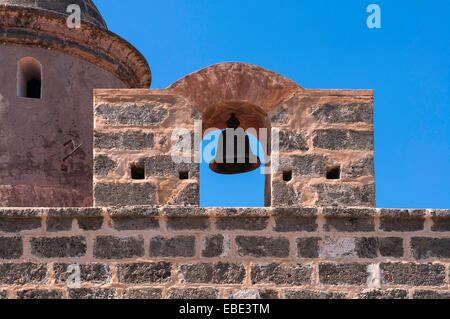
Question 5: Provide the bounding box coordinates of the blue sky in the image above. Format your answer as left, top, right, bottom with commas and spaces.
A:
96, 0, 449, 209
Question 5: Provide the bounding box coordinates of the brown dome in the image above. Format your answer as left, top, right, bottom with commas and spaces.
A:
0, 0, 107, 28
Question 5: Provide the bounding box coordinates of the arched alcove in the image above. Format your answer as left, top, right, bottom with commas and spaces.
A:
200, 130, 266, 207
199, 101, 272, 207
17, 57, 42, 99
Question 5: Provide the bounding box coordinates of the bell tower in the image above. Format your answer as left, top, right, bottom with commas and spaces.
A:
93, 62, 375, 209
0, 0, 151, 207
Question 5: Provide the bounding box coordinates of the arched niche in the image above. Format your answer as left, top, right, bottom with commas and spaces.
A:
17, 57, 42, 99
200, 100, 272, 207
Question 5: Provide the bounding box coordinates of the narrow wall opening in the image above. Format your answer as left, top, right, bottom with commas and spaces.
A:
17, 57, 42, 99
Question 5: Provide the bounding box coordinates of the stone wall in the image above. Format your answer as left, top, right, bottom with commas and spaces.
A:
0, 207, 449, 299
94, 81, 375, 208
93, 90, 199, 207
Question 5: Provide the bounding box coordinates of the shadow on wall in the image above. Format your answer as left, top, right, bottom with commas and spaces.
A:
200, 130, 265, 207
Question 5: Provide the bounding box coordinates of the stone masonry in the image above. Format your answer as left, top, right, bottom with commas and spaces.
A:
0, 1, 448, 299
0, 207, 449, 299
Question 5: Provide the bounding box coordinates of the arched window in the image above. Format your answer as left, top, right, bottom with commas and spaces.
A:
17, 57, 42, 99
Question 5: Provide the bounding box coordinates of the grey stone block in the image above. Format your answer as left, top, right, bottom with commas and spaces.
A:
313, 129, 373, 150
149, 236, 195, 257
94, 236, 144, 259
117, 262, 172, 284
94, 182, 157, 206
30, 236, 86, 258
251, 263, 312, 285
236, 236, 290, 258
0, 237, 22, 259
179, 263, 245, 284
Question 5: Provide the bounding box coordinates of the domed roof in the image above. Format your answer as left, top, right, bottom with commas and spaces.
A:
0, 0, 107, 28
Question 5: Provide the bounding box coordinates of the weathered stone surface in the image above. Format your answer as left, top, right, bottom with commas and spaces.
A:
431, 210, 450, 231
170, 183, 199, 206
431, 217, 450, 232
0, 209, 43, 217
379, 237, 404, 257
94, 183, 157, 206
68, 288, 117, 299
215, 207, 269, 217
0, 237, 22, 259
202, 235, 225, 258
319, 263, 368, 285
48, 208, 103, 217
413, 290, 450, 299
236, 236, 289, 258
296, 238, 320, 258
94, 236, 144, 259
279, 130, 309, 151
167, 288, 220, 299
357, 289, 408, 299
355, 237, 378, 258
179, 263, 245, 284
251, 263, 312, 285
285, 290, 347, 299
0, 263, 47, 285
380, 209, 426, 218
411, 238, 450, 259
274, 217, 318, 232
380, 210, 425, 232
319, 238, 356, 258
323, 208, 376, 217
228, 289, 279, 299
343, 157, 375, 178
0, 218, 41, 232
94, 155, 117, 177
278, 155, 327, 176
149, 236, 195, 257
313, 129, 373, 150
0, 290, 7, 299
77, 217, 104, 231
30, 236, 86, 258
123, 288, 163, 299
118, 262, 172, 284
272, 207, 318, 217
324, 217, 375, 232
94, 131, 155, 150
95, 103, 169, 126
16, 289, 63, 299
111, 216, 159, 231
216, 217, 268, 231
142, 155, 199, 178
270, 108, 289, 125
315, 184, 376, 207
312, 102, 373, 124
380, 263, 446, 286
167, 217, 210, 230
110, 206, 160, 217
272, 181, 301, 207
46, 218, 72, 232
273, 208, 316, 225
54, 263, 112, 285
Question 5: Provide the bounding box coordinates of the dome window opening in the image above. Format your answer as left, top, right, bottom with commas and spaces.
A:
18, 57, 42, 99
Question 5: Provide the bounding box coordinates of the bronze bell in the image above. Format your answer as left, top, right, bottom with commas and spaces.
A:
210, 114, 261, 175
